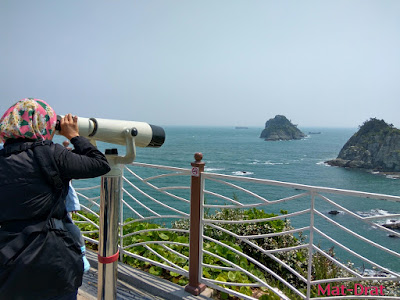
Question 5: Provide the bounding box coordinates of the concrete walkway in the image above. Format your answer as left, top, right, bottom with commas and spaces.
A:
78, 250, 213, 300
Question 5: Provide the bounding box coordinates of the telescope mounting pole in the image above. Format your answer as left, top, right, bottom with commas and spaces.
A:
97, 132, 136, 300
97, 154, 122, 300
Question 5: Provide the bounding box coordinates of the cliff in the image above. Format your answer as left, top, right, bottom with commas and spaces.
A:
260, 115, 306, 141
326, 118, 400, 172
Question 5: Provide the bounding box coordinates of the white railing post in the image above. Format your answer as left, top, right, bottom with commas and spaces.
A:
198, 169, 206, 289
119, 186, 124, 262
306, 191, 316, 299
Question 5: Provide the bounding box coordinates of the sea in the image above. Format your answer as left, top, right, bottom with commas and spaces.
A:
55, 126, 400, 273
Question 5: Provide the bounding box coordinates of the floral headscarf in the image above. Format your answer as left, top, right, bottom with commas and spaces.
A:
0, 98, 57, 143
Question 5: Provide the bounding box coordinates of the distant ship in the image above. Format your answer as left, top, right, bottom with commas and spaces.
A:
308, 131, 321, 134
235, 126, 249, 129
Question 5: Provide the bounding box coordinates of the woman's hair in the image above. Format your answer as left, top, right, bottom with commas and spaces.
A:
0, 98, 57, 142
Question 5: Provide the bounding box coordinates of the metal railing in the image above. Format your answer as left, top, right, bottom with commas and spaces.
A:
73, 154, 400, 299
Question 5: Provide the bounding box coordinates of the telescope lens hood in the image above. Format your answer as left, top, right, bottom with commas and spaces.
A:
148, 124, 165, 148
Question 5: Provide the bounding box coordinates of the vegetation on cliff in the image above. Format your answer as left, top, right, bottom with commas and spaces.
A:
76, 207, 399, 299
326, 118, 400, 172
260, 115, 306, 141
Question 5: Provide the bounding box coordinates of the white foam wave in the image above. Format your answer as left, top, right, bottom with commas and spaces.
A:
356, 209, 391, 218
249, 159, 296, 166
205, 167, 225, 172
366, 170, 399, 179
232, 171, 254, 176
264, 161, 284, 165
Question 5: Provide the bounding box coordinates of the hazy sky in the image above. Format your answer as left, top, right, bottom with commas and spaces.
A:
1, 0, 399, 128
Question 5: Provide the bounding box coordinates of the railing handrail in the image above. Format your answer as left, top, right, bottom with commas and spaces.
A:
124, 162, 400, 202
203, 171, 400, 202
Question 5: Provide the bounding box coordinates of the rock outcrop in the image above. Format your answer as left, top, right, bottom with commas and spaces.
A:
326, 118, 400, 172
260, 115, 306, 141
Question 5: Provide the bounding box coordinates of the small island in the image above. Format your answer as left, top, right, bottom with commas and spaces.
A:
260, 115, 306, 141
326, 118, 400, 172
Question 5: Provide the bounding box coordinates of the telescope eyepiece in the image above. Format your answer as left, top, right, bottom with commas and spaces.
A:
88, 118, 98, 137
55, 115, 62, 131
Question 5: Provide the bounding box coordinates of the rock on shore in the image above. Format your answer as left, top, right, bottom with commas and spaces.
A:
260, 115, 306, 141
326, 118, 400, 172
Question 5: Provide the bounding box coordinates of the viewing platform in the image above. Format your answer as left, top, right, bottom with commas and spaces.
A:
73, 153, 400, 299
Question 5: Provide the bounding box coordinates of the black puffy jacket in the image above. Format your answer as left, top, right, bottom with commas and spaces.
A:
0, 136, 110, 300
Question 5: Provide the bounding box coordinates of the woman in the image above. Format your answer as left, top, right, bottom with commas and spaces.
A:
0, 98, 111, 300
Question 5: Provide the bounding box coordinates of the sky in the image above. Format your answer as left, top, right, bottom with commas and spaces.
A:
1, 0, 399, 128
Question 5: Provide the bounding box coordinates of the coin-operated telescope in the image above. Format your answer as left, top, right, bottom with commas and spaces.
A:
56, 115, 165, 300
56, 116, 165, 164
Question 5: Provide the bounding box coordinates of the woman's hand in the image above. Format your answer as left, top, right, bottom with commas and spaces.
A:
59, 114, 80, 140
